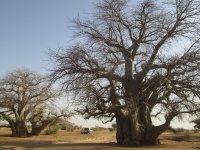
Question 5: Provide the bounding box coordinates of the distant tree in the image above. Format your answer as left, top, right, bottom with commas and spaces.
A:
49, 0, 200, 147
29, 106, 71, 135
0, 69, 68, 137
191, 118, 200, 129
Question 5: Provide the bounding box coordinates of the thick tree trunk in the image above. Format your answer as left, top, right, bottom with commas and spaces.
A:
30, 126, 45, 136
116, 114, 145, 147
14, 121, 28, 137
30, 119, 56, 136
2, 114, 17, 136
144, 126, 162, 145
115, 112, 169, 147
8, 120, 17, 137
30, 122, 50, 136
145, 123, 170, 145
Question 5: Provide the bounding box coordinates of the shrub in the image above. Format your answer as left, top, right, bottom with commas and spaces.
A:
108, 128, 116, 132
65, 127, 76, 132
175, 128, 185, 134
92, 126, 107, 131
172, 131, 192, 141
45, 124, 60, 135
60, 124, 67, 130
194, 129, 199, 133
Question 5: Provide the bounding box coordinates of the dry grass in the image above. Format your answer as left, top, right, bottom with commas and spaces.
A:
0, 128, 200, 150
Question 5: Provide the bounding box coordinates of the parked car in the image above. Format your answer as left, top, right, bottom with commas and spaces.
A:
81, 128, 93, 134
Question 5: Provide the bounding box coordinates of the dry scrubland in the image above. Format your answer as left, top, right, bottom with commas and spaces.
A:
0, 128, 200, 150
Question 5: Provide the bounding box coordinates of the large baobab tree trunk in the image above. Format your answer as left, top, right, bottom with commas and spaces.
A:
116, 115, 145, 146
8, 120, 28, 137
115, 108, 169, 147
2, 114, 28, 137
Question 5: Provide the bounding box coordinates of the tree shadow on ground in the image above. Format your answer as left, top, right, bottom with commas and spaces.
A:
0, 140, 168, 150
0, 141, 116, 149
163, 135, 200, 142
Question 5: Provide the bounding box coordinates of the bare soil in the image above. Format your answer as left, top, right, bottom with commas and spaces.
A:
0, 127, 200, 150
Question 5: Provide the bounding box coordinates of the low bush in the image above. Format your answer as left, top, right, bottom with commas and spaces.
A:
92, 126, 107, 132
194, 129, 199, 133
173, 131, 192, 141
45, 124, 60, 135
65, 127, 76, 132
108, 128, 116, 132
175, 128, 185, 133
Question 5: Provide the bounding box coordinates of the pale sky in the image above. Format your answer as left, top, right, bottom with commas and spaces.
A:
0, 0, 115, 128
0, 0, 95, 75
0, 0, 195, 129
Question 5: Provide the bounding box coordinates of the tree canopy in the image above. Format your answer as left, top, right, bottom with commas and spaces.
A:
49, 0, 200, 147
0, 69, 70, 137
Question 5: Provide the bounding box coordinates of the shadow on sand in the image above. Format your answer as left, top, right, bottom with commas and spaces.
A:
0, 141, 119, 150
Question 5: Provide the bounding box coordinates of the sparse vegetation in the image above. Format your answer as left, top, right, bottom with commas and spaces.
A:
172, 130, 193, 141
56, 118, 80, 132
45, 124, 60, 135
175, 128, 185, 134
92, 126, 107, 132
0, 127, 200, 150
108, 128, 116, 132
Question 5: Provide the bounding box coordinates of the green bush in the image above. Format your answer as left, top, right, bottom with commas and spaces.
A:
45, 124, 60, 135
59, 124, 77, 132
60, 124, 67, 130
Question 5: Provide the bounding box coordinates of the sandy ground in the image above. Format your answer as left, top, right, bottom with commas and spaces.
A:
0, 128, 200, 150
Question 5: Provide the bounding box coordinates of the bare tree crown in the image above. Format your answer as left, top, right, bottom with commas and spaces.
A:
49, 0, 200, 123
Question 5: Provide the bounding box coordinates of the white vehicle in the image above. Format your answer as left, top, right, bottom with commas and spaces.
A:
81, 128, 93, 134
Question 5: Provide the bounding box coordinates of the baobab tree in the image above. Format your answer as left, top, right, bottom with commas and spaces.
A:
29, 105, 72, 136
0, 69, 64, 137
49, 0, 200, 147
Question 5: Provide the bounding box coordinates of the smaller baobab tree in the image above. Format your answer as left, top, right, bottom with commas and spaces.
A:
0, 69, 65, 137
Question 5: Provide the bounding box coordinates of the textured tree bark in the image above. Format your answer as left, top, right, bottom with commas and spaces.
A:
116, 112, 145, 147
115, 109, 169, 147
30, 122, 50, 136
15, 121, 28, 137
145, 123, 170, 145
144, 126, 161, 145
30, 118, 59, 136
30, 126, 45, 136
8, 120, 17, 137
116, 116, 134, 147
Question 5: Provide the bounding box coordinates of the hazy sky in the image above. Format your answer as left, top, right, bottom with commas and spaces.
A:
0, 0, 194, 129
0, 0, 117, 128
0, 0, 96, 76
